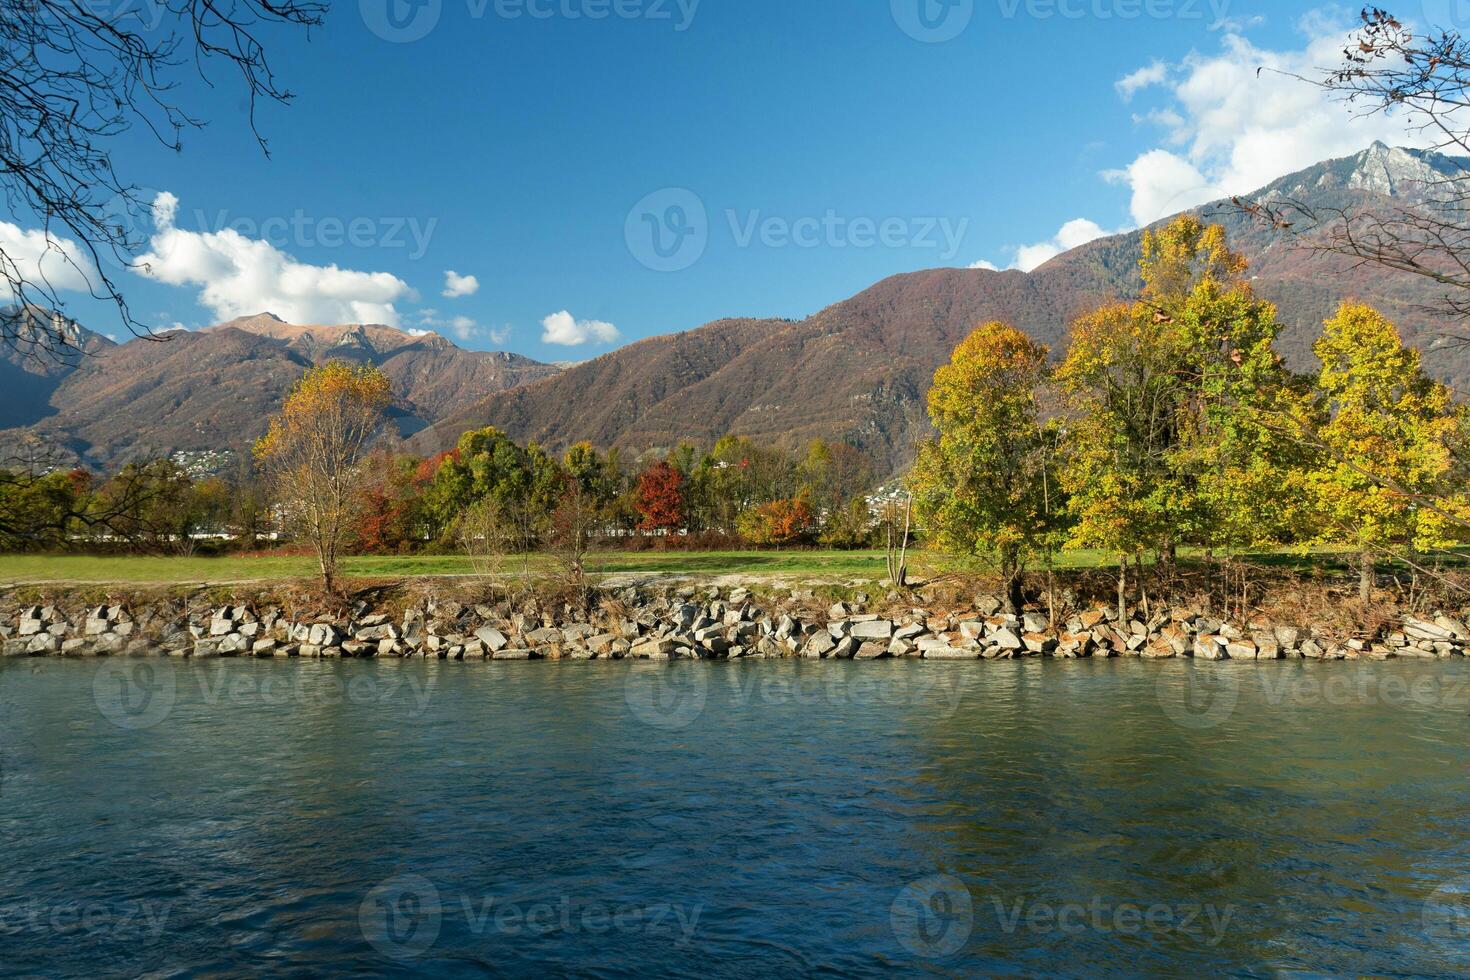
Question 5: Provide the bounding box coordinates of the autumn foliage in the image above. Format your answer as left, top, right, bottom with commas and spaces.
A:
635, 461, 685, 532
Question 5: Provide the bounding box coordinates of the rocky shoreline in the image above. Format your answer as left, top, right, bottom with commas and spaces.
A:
2, 585, 1468, 663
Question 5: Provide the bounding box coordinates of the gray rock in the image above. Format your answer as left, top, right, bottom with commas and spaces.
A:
475, 626, 509, 652
850, 620, 894, 641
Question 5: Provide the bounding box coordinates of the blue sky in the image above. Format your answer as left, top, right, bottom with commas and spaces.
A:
6, 1, 1444, 360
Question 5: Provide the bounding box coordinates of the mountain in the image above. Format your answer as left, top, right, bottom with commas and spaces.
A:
0, 314, 559, 472
0, 308, 118, 430
412, 144, 1470, 473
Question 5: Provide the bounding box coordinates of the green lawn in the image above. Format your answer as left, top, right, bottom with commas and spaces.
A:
0, 546, 1460, 586
0, 550, 922, 584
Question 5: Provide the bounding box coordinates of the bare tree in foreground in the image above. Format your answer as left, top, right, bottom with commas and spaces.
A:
548, 484, 599, 604
0, 0, 322, 359
456, 496, 515, 599
1234, 8, 1470, 337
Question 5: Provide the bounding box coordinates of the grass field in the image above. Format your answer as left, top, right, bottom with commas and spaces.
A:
0, 548, 1132, 585
1, 546, 1461, 586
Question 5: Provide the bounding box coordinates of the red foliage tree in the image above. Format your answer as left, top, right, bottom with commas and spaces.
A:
635, 461, 685, 532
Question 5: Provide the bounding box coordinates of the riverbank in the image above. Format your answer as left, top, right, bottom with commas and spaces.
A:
3, 582, 1467, 662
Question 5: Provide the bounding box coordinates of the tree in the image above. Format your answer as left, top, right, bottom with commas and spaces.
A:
798, 439, 873, 534
254, 362, 391, 594
548, 482, 598, 601
0, 0, 321, 358
564, 441, 617, 506
819, 497, 877, 549
456, 495, 516, 597
737, 496, 812, 548
0, 466, 91, 550
352, 449, 420, 553
93, 459, 199, 553
1307, 303, 1459, 601
422, 427, 562, 543
636, 460, 685, 533
912, 321, 1056, 613
1057, 216, 1301, 615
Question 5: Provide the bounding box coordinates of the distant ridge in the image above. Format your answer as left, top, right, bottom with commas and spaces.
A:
412, 144, 1470, 473
0, 315, 559, 471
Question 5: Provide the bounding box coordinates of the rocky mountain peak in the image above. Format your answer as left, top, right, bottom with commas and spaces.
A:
1346, 142, 1453, 195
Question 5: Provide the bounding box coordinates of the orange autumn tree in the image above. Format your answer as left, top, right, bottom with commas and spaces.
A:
737, 495, 813, 548
255, 361, 392, 593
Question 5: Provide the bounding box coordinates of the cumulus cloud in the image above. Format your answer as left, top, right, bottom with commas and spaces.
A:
442, 269, 479, 298
1104, 150, 1220, 228
968, 259, 999, 271
1111, 15, 1431, 225
540, 310, 619, 346
0, 221, 90, 297
134, 192, 415, 326
1012, 218, 1116, 273
1115, 60, 1167, 101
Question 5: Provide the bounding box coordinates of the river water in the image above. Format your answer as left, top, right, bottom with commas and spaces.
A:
1, 657, 1468, 976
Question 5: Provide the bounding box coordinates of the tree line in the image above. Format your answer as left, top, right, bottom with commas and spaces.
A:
912, 215, 1470, 614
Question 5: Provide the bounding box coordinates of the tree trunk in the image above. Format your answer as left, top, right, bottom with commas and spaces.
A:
1002, 554, 1024, 616
1359, 551, 1374, 603
1117, 558, 1128, 623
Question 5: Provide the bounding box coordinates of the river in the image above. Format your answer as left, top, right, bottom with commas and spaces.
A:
1, 657, 1468, 976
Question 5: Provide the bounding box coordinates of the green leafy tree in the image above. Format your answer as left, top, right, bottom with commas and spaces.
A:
912, 321, 1057, 613
1058, 215, 1302, 613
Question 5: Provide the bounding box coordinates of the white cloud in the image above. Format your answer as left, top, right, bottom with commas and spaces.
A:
442, 269, 479, 298
0, 221, 90, 297
1104, 150, 1220, 227
968, 259, 999, 271
1113, 15, 1432, 225
540, 310, 620, 346
1012, 218, 1116, 273
134, 192, 415, 326
1115, 60, 1167, 101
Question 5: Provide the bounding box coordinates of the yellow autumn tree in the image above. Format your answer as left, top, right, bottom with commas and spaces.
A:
255, 361, 392, 593
1057, 215, 1304, 616
1307, 303, 1459, 601
911, 321, 1057, 614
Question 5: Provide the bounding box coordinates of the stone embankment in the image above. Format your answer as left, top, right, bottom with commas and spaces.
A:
3, 586, 1468, 662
